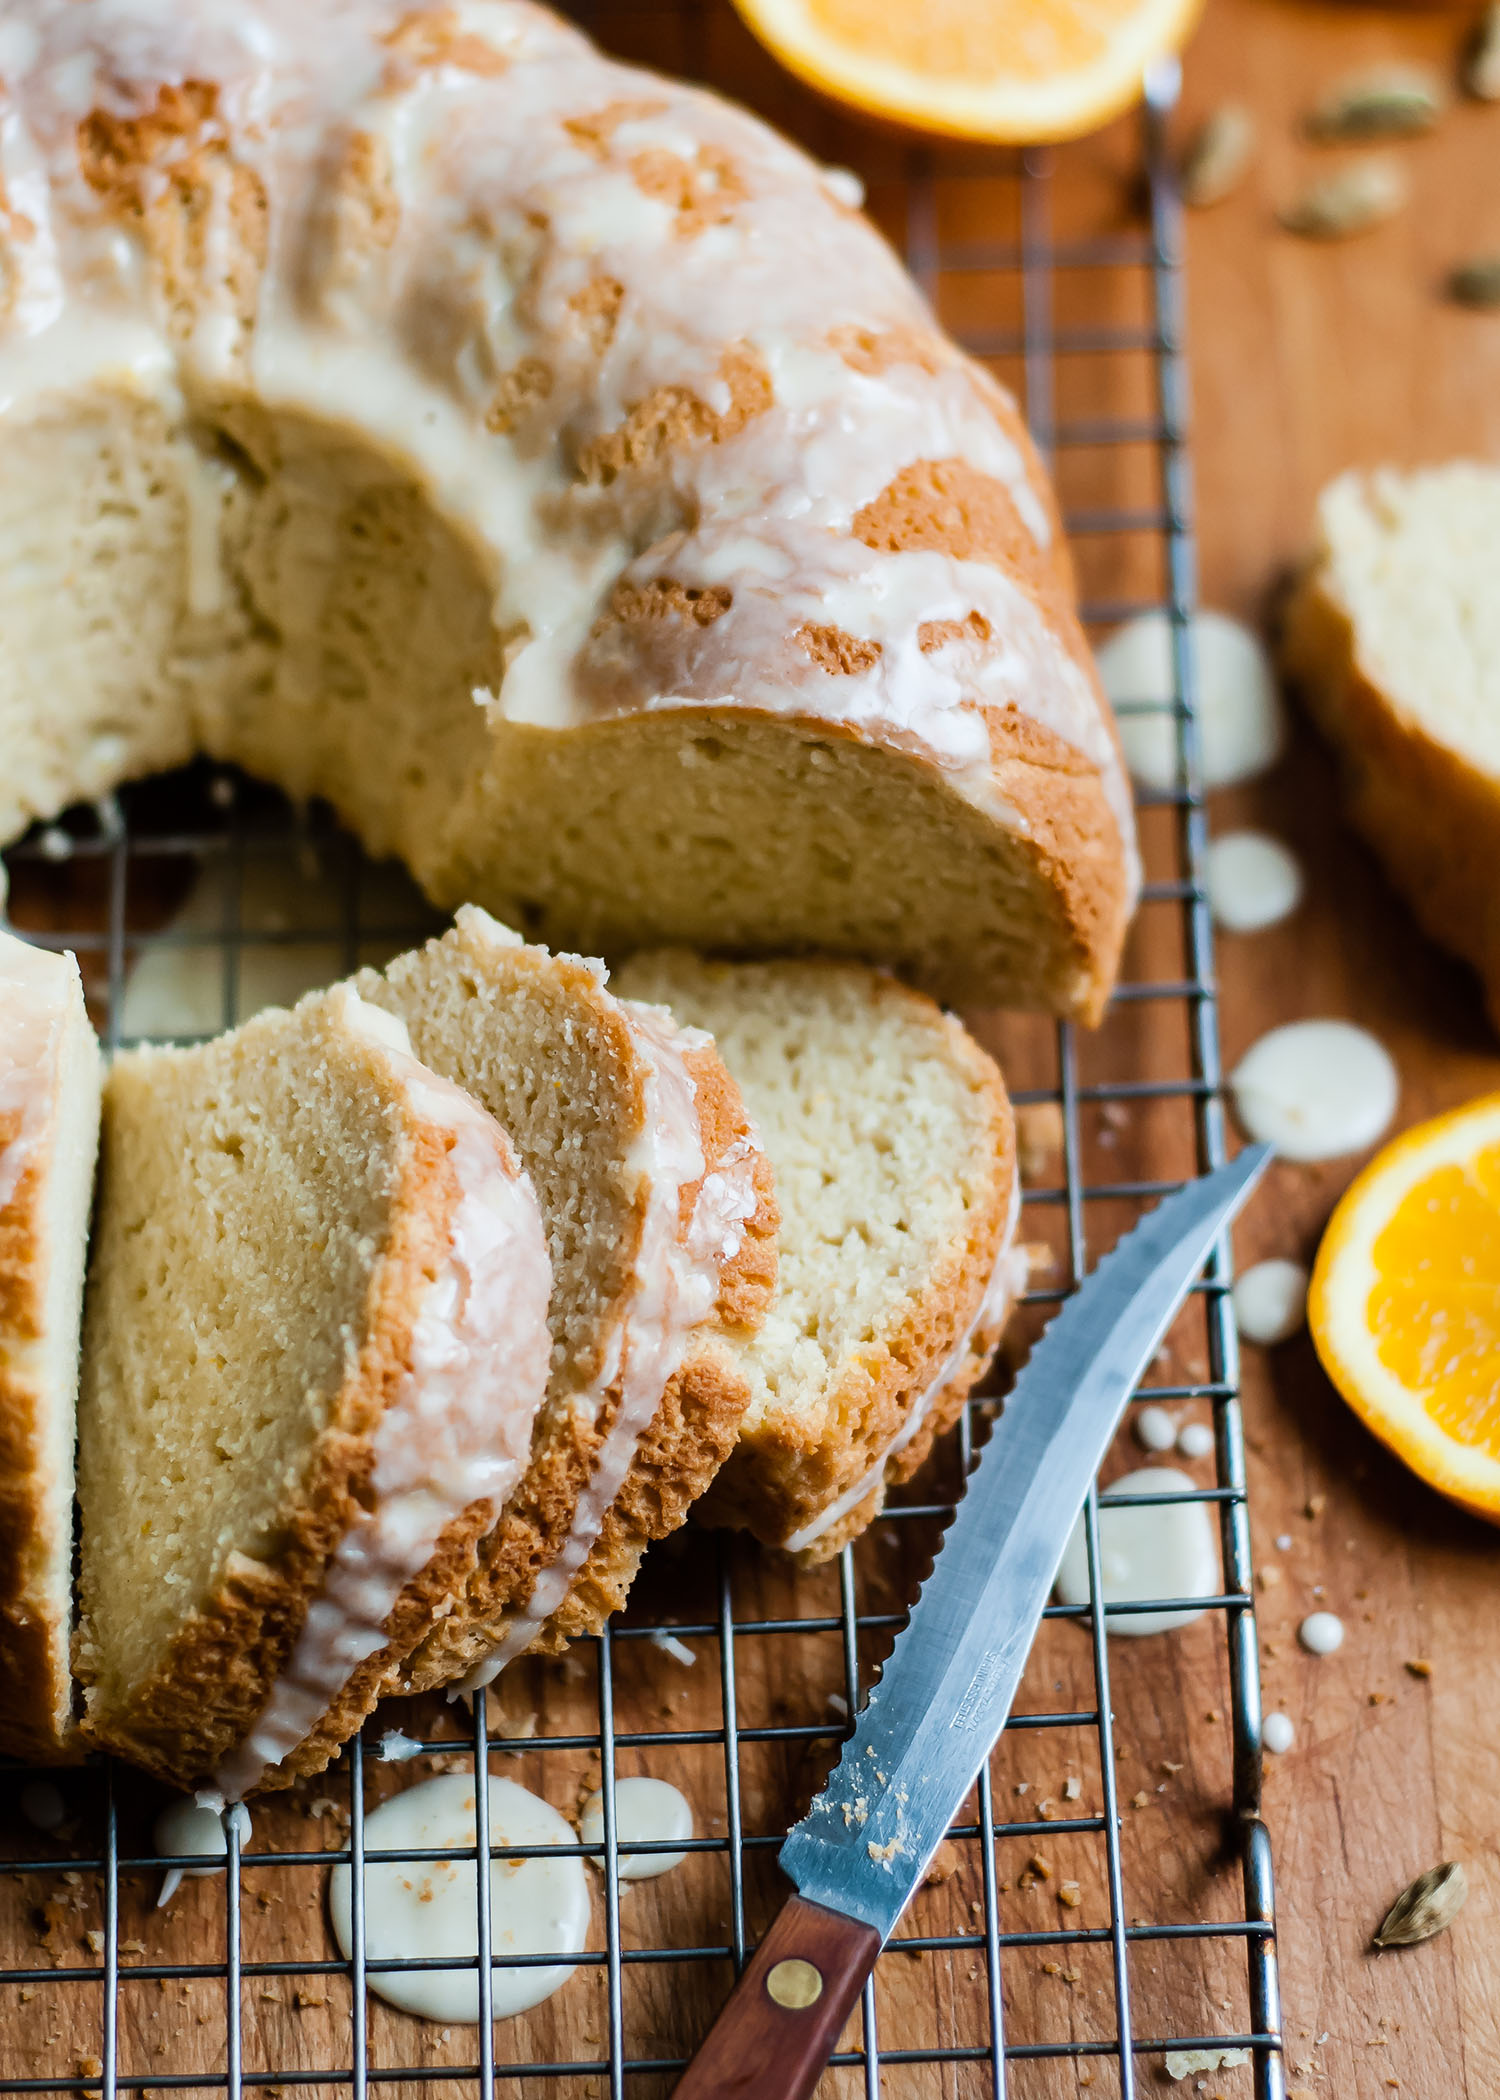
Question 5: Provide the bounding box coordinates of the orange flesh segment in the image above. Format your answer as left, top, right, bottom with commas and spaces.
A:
804, 0, 1143, 79
1368, 1146, 1500, 1459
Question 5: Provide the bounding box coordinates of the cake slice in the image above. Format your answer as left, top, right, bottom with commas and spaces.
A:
614, 953, 1022, 1560
0, 934, 101, 1763
337, 907, 777, 1699
74, 986, 553, 1794
1282, 462, 1500, 1027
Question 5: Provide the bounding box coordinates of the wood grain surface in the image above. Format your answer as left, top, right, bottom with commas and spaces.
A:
2, 2, 1497, 2097
1184, 5, 1500, 2096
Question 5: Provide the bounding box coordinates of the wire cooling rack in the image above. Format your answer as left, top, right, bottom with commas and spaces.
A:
0, 16, 1284, 2099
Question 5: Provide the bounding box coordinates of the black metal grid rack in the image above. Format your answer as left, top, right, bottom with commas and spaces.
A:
0, 29, 1284, 2100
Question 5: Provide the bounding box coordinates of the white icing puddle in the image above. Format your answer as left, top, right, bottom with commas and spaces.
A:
154, 1792, 251, 1908
120, 852, 430, 1040
328, 1775, 589, 2023
1233, 1259, 1309, 1345
579, 1778, 692, 1882
1096, 609, 1284, 791
1299, 1611, 1344, 1656
1134, 1404, 1177, 1452
1205, 831, 1304, 933
1176, 1420, 1215, 1461
1262, 1711, 1295, 1755
1055, 1467, 1219, 1636
1230, 1021, 1398, 1161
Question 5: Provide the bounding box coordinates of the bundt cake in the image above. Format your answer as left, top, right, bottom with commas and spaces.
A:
1283, 462, 1500, 1030
0, 0, 1136, 1021
0, 933, 101, 1763
614, 951, 1022, 1558
74, 985, 553, 1794
345, 906, 776, 1697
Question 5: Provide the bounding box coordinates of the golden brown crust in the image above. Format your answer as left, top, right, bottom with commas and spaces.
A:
76, 1098, 483, 1793
982, 709, 1132, 1029
0, 1075, 87, 1763
577, 343, 773, 486
1283, 570, 1500, 1032
697, 996, 1016, 1562
526, 1342, 750, 1651
0, 1184, 83, 1760
78, 80, 268, 359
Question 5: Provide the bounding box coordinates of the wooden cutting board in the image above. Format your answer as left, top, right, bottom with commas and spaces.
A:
1183, 3, 1500, 2095
3, 3, 1498, 2096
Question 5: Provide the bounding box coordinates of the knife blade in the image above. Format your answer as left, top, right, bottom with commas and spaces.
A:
672, 1144, 1270, 2099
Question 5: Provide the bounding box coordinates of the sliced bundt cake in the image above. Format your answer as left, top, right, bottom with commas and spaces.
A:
0, 933, 101, 1763
1283, 462, 1500, 1029
74, 986, 552, 1794
344, 906, 777, 1696
0, 0, 1135, 1021
615, 952, 1023, 1559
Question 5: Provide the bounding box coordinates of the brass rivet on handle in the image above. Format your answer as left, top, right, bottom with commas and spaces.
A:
766, 1958, 824, 2010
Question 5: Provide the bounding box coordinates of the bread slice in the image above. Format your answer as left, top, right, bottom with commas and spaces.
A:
1283, 462, 1500, 1027
346, 907, 778, 1694
0, 934, 101, 1762
613, 953, 1022, 1560
74, 986, 552, 1794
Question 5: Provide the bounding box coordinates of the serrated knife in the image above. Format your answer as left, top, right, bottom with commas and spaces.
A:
673, 1144, 1270, 2099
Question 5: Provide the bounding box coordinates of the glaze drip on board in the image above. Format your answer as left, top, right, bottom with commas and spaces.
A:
327, 1773, 590, 2023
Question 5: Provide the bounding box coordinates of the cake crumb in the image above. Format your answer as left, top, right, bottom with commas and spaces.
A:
1027, 1853, 1053, 1880
1305, 1494, 1325, 1518
1063, 1775, 1082, 1800
922, 1840, 959, 1887
1405, 1658, 1433, 1678
1132, 1790, 1150, 1809
1058, 1881, 1082, 1909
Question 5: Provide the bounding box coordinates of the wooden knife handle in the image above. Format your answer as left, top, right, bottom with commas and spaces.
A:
672, 1894, 881, 2100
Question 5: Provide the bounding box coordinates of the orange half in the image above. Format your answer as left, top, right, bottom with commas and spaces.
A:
732, 0, 1204, 143
1309, 1093, 1500, 1524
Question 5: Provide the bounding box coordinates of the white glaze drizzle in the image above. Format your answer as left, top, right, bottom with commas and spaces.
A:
213, 989, 553, 1797
153, 1789, 251, 1907
457, 994, 757, 1690
0, 0, 1137, 893
781, 1173, 1025, 1554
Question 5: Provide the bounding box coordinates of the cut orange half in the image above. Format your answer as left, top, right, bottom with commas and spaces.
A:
731, 0, 1204, 143
1309, 1094, 1500, 1525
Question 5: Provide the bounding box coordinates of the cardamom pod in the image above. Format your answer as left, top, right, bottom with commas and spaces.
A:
1372, 1861, 1468, 1949
1305, 64, 1446, 141
1450, 257, 1500, 309
1278, 160, 1408, 240
1466, 3, 1500, 101
1180, 104, 1255, 209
